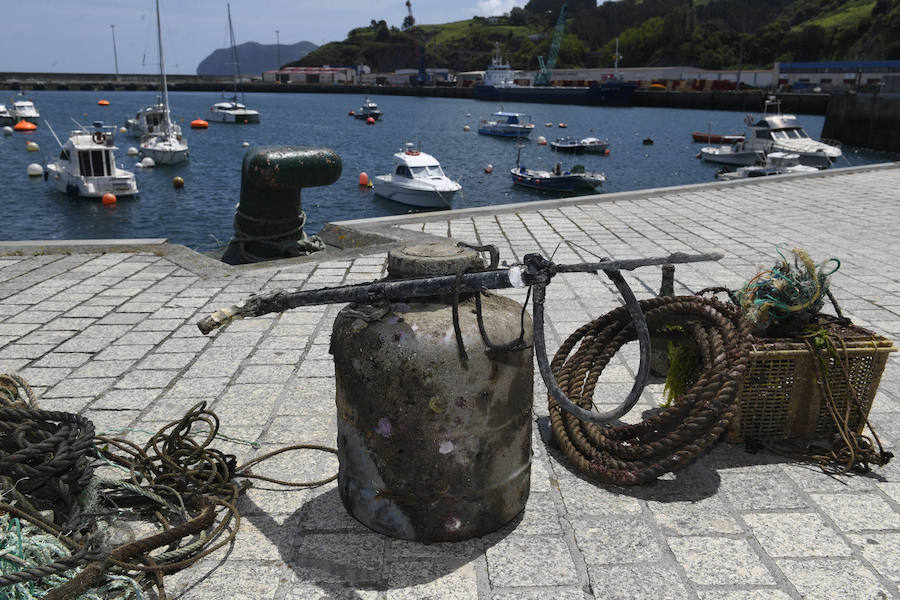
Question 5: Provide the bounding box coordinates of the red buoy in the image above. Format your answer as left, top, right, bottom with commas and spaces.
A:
349, 110, 355, 116
14, 120, 37, 131
366, 117, 375, 125
359, 172, 369, 186
190, 119, 208, 129
101, 193, 117, 205
98, 99, 110, 106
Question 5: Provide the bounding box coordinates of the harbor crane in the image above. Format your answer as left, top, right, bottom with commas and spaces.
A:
405, 0, 428, 83
534, 3, 567, 86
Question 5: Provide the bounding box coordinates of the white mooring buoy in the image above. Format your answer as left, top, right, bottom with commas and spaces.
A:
27, 163, 43, 177
140, 157, 156, 168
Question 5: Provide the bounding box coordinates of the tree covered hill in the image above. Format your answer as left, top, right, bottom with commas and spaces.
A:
287, 0, 900, 74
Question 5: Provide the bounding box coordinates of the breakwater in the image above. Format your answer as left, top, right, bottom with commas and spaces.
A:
822, 93, 900, 154
2, 72, 828, 114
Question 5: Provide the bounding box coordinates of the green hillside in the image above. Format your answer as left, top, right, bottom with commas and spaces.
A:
287, 0, 900, 74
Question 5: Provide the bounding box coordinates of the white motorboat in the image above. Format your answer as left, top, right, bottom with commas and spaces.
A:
373, 143, 461, 208
716, 151, 820, 180
138, 0, 189, 165
126, 101, 169, 137
478, 111, 535, 138
206, 3, 259, 124
9, 98, 40, 124
44, 122, 138, 198
580, 137, 610, 153
699, 142, 764, 166
482, 42, 525, 88
353, 97, 382, 121
0, 103, 13, 127
743, 97, 841, 168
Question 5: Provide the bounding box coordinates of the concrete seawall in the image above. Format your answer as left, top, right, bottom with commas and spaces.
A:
823, 92, 900, 153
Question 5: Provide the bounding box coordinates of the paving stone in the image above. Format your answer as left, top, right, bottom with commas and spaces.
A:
587, 563, 689, 600
649, 496, 743, 536
553, 474, 644, 517
485, 535, 579, 587
846, 532, 900, 581
574, 514, 663, 565
718, 469, 808, 510
744, 512, 852, 557
776, 558, 892, 600
385, 561, 477, 599
810, 492, 900, 531
114, 369, 179, 389
168, 561, 283, 599
696, 590, 793, 600
290, 533, 384, 584
666, 537, 775, 585
44, 377, 115, 398
492, 590, 586, 600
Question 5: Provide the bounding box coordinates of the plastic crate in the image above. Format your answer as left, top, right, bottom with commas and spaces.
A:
727, 325, 896, 443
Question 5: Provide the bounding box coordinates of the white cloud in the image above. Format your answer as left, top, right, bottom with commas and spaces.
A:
475, 0, 522, 17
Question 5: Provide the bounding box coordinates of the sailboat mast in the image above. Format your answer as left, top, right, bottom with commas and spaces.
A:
155, 0, 171, 136
227, 3, 240, 102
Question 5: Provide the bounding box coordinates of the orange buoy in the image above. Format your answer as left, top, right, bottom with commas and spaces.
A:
101, 193, 117, 205
349, 110, 355, 116
484, 164, 493, 174
604, 148, 610, 155
359, 172, 369, 186
98, 99, 110, 106
14, 120, 37, 131
558, 123, 567, 128
366, 117, 375, 125
190, 119, 208, 129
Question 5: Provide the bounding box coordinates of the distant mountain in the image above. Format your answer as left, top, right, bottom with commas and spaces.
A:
197, 41, 318, 76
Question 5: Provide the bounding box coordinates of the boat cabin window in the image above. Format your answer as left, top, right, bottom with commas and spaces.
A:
78, 150, 111, 177
506, 115, 519, 124
395, 164, 412, 178
756, 130, 773, 140
59, 149, 69, 161
410, 165, 444, 178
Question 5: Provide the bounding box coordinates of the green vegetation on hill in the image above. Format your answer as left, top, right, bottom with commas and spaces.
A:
286, 0, 900, 74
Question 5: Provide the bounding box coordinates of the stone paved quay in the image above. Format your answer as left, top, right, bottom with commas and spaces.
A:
1, 163, 899, 599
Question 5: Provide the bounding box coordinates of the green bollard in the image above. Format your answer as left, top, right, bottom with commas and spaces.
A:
222, 146, 342, 265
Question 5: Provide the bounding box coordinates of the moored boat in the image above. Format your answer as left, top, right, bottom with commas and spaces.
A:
715, 151, 820, 180
9, 98, 40, 125
550, 136, 584, 152
353, 97, 383, 121
44, 122, 138, 198
742, 97, 841, 168
373, 143, 461, 208
699, 142, 764, 166
478, 111, 535, 138
691, 131, 745, 143
205, 3, 260, 124
579, 137, 610, 153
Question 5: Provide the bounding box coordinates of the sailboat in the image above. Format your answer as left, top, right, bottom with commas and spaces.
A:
138, 0, 189, 165
205, 3, 259, 124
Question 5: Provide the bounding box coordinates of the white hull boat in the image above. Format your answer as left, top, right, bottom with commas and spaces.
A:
126, 102, 169, 137
478, 111, 535, 138
580, 137, 610, 152
206, 4, 259, 125
373, 143, 461, 208
743, 97, 841, 168
716, 151, 820, 180
699, 143, 764, 166
138, 0, 189, 165
10, 98, 39, 124
45, 124, 138, 198
0, 104, 13, 127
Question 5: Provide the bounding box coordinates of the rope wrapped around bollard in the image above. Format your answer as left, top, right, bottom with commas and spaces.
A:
548, 295, 751, 485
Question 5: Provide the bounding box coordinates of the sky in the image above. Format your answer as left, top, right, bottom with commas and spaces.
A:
1, 0, 528, 75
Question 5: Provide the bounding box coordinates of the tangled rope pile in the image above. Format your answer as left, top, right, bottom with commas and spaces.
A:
0, 375, 337, 599
549, 295, 751, 485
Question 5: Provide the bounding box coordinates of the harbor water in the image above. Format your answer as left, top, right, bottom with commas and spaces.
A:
1, 89, 894, 253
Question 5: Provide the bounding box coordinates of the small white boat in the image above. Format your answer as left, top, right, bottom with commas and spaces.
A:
373, 143, 461, 208
138, 0, 189, 165
9, 98, 40, 124
550, 137, 584, 153
0, 103, 13, 127
716, 151, 820, 180
743, 97, 841, 168
580, 137, 610, 152
353, 97, 382, 121
478, 111, 535, 138
206, 4, 259, 124
699, 142, 764, 166
45, 123, 138, 198
126, 101, 169, 137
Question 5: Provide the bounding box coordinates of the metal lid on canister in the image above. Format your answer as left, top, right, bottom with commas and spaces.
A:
387, 244, 485, 278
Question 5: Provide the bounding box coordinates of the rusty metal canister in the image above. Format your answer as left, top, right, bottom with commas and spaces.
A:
330, 244, 534, 542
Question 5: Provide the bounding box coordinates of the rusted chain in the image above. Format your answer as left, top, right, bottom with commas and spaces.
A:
549, 295, 751, 485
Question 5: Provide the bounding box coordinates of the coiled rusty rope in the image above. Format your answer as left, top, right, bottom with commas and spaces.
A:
548, 295, 751, 485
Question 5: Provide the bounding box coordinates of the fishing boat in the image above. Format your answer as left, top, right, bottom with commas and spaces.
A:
691, 132, 745, 143
373, 143, 461, 208
205, 3, 260, 124
742, 97, 841, 168
715, 151, 819, 180
698, 142, 764, 166
9, 98, 40, 124
138, 0, 189, 165
580, 137, 610, 153
478, 111, 535, 138
549, 137, 584, 153
353, 97, 382, 121
44, 121, 138, 198
510, 145, 605, 193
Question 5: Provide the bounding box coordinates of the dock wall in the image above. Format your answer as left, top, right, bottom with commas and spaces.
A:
822, 93, 900, 153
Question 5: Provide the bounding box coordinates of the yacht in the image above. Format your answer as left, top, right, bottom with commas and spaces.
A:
373, 143, 461, 208
743, 97, 841, 168
9, 98, 40, 124
715, 151, 820, 180
126, 101, 169, 137
478, 111, 535, 138
0, 103, 13, 127
44, 123, 138, 198
206, 3, 259, 124
353, 97, 382, 121
138, 0, 189, 165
